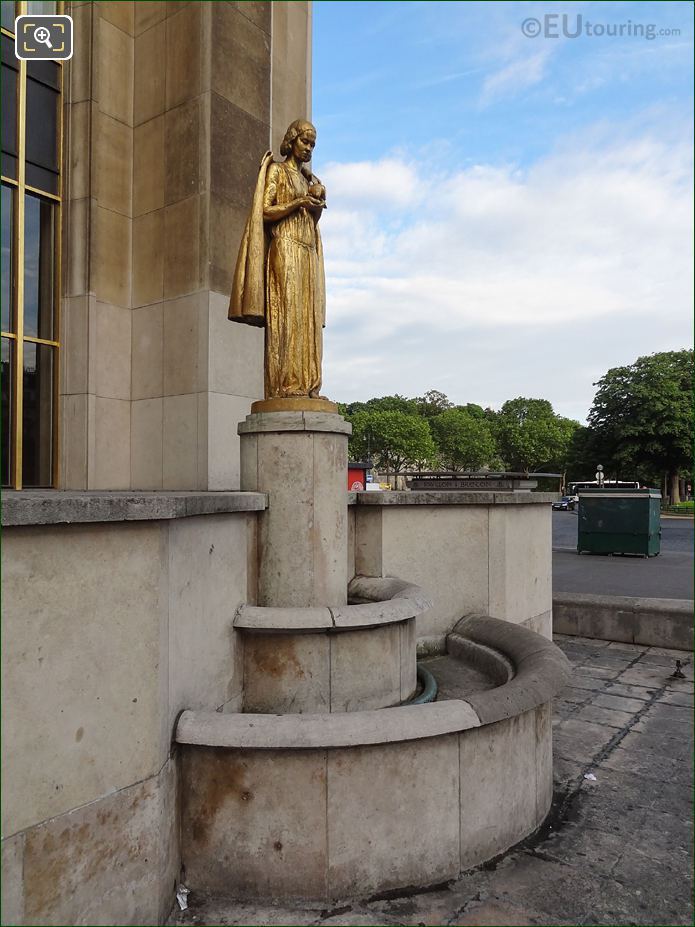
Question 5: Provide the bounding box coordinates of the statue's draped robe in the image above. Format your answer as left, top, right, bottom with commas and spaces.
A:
228, 153, 326, 399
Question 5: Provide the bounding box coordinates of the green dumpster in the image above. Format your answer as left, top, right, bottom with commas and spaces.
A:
577, 488, 661, 557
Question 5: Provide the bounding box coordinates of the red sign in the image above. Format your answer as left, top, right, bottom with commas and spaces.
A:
348, 467, 366, 491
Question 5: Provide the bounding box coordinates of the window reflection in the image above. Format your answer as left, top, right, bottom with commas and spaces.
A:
26, 2, 56, 14
22, 341, 53, 486
1, 337, 11, 486
0, 2, 15, 33
24, 193, 54, 340
1, 185, 11, 332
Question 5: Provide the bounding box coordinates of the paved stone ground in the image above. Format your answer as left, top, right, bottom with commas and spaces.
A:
170, 636, 693, 927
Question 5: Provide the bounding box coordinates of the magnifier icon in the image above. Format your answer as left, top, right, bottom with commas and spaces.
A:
33, 25, 53, 49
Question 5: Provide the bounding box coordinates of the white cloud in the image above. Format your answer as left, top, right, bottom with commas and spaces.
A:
321, 158, 421, 210
319, 119, 693, 419
481, 48, 552, 104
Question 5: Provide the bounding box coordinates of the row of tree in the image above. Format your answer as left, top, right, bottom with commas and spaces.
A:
573, 349, 693, 503
339, 349, 693, 501
340, 392, 580, 481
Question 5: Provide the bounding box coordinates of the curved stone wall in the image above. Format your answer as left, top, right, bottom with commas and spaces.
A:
177, 616, 571, 902
235, 576, 432, 713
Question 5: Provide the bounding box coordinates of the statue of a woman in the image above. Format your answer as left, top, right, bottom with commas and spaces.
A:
228, 119, 327, 400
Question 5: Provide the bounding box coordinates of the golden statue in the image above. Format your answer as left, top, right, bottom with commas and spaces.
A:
229, 119, 328, 404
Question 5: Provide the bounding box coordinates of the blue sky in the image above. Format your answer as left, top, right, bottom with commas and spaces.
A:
311, 1, 694, 421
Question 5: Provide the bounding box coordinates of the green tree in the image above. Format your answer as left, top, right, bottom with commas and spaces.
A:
546, 415, 582, 470
345, 410, 371, 460
364, 394, 419, 415
455, 402, 486, 420
347, 410, 436, 483
343, 394, 418, 417
565, 425, 600, 482
496, 398, 576, 473
414, 389, 453, 420
587, 349, 694, 501
430, 408, 496, 471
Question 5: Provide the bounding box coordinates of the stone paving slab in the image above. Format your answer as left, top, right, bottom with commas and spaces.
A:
659, 690, 694, 708
573, 704, 635, 728
604, 682, 657, 701
169, 637, 694, 927
592, 692, 645, 713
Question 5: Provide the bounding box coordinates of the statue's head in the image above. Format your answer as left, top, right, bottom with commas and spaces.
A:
280, 119, 316, 163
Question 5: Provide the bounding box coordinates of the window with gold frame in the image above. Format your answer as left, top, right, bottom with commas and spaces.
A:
1, 0, 63, 488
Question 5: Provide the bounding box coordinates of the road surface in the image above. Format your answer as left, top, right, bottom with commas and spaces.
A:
552, 512, 694, 600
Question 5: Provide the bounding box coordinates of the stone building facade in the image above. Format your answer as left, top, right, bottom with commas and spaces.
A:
2, 0, 311, 493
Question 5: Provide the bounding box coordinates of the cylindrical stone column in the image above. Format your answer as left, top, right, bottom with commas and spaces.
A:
239, 409, 352, 607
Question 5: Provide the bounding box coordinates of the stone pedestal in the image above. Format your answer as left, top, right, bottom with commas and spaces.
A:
239, 410, 351, 608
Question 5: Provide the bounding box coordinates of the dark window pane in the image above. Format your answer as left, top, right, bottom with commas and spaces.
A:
2, 35, 18, 181
1, 2, 15, 34
1, 64, 16, 150
1, 32, 16, 67
2, 184, 12, 331
1, 336, 11, 486
22, 340, 53, 486
1, 154, 17, 179
1, 63, 17, 178
27, 58, 59, 89
23, 193, 54, 339
25, 162, 58, 194
26, 77, 58, 173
